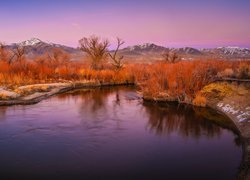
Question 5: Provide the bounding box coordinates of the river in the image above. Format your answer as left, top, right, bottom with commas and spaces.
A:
0, 87, 242, 179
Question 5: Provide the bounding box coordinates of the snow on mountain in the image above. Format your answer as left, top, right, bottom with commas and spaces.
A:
201, 46, 250, 58
118, 43, 250, 60
124, 43, 167, 52
9, 38, 80, 56
7, 38, 250, 60
216, 46, 250, 55
120, 44, 202, 55
17, 38, 44, 46
172, 47, 202, 55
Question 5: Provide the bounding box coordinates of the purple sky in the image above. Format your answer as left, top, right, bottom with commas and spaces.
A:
0, 0, 250, 48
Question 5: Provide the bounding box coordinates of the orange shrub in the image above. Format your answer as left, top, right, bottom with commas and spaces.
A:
237, 62, 250, 79
138, 60, 240, 103
0, 56, 247, 101
0, 61, 10, 73
193, 95, 207, 107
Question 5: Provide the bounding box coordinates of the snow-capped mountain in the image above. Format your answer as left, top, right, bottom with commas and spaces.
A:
113, 44, 205, 62
172, 47, 202, 55
201, 46, 250, 58
120, 43, 166, 54
217, 46, 250, 55
17, 38, 44, 46
116, 43, 250, 61
119, 44, 202, 55
5, 38, 250, 61
10, 38, 80, 56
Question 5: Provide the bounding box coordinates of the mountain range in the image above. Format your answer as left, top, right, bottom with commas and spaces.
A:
8, 38, 79, 55
5, 38, 250, 61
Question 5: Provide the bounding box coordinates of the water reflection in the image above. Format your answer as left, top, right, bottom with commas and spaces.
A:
57, 88, 125, 113
0, 87, 246, 179
144, 102, 221, 138
238, 138, 250, 179
0, 106, 7, 120
0, 87, 241, 142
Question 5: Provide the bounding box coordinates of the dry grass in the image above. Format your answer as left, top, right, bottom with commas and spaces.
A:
14, 85, 50, 96
237, 62, 250, 79
193, 94, 207, 107
217, 61, 250, 79
217, 68, 234, 78
0, 93, 8, 100
138, 60, 249, 105
139, 60, 229, 102
0, 56, 249, 106
201, 82, 234, 99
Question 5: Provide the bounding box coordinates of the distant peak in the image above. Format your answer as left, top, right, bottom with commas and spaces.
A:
30, 37, 42, 42
140, 43, 155, 47
217, 46, 240, 49
19, 38, 43, 46
139, 43, 165, 49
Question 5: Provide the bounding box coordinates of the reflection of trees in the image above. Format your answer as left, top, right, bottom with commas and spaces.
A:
56, 87, 137, 139
114, 91, 120, 106
0, 106, 7, 121
143, 102, 230, 139
144, 101, 250, 178
80, 89, 108, 113
57, 87, 133, 116
193, 107, 242, 147
58, 88, 111, 114
193, 107, 238, 133
238, 138, 250, 179
0, 87, 249, 179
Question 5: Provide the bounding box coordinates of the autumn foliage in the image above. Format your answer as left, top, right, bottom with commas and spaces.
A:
0, 43, 249, 106
138, 60, 249, 104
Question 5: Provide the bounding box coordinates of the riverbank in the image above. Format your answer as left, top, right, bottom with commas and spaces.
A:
1, 80, 249, 138
202, 82, 250, 138
143, 81, 250, 138
0, 81, 134, 106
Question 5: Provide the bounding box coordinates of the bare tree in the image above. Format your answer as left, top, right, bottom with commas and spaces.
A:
79, 35, 110, 69
10, 45, 26, 63
0, 43, 14, 65
162, 50, 169, 61
162, 51, 180, 63
108, 37, 125, 69
47, 48, 71, 68
0, 43, 8, 62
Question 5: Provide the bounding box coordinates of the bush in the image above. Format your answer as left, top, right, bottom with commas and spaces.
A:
217, 68, 234, 78
237, 62, 250, 79
193, 95, 207, 107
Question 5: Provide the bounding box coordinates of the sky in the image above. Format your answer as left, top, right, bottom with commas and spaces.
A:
0, 0, 250, 48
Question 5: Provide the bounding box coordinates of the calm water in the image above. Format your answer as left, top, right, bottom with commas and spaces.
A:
0, 87, 242, 179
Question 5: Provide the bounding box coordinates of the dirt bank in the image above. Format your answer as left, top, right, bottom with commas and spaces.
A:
0, 81, 134, 106
202, 82, 250, 138
142, 81, 250, 138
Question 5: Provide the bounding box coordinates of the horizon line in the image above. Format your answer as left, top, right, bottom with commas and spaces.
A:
3, 37, 250, 50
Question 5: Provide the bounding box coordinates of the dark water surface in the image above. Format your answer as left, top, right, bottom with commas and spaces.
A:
0, 87, 242, 179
